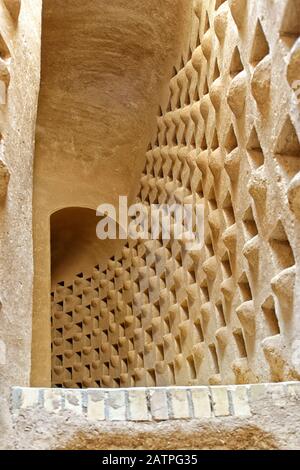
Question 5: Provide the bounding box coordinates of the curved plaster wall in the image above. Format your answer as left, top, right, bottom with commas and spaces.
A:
50, 0, 300, 389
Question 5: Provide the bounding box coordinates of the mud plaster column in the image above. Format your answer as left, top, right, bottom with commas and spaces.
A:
31, 209, 51, 386
0, 0, 42, 448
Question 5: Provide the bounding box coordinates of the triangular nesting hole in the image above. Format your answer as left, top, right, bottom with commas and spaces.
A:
222, 191, 233, 209
203, 77, 209, 95
268, 220, 295, 269
233, 329, 247, 358
190, 130, 196, 147
250, 20, 270, 66
180, 56, 185, 70
166, 94, 172, 112
175, 124, 181, 146
222, 191, 235, 226
184, 88, 191, 106
215, 301, 226, 327
261, 296, 280, 336
3, 0, 21, 22
230, 47, 244, 77
176, 86, 182, 109
211, 129, 219, 150
247, 127, 264, 168
0, 33, 10, 60
280, 0, 300, 46
194, 84, 200, 101
274, 116, 300, 179
204, 12, 210, 34
238, 272, 252, 301
215, 0, 227, 9
213, 60, 220, 81
225, 124, 238, 153
275, 116, 300, 156
269, 220, 289, 241
201, 133, 208, 150
161, 127, 167, 147
207, 185, 217, 208
208, 344, 220, 374
221, 252, 232, 278
242, 206, 258, 238
170, 125, 177, 146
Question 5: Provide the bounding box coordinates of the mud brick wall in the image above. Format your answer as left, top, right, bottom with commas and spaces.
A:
51, 0, 300, 388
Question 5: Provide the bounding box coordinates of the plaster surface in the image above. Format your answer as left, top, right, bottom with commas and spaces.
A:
0, 0, 42, 451
50, 0, 300, 389
32, 0, 192, 387
1, 0, 300, 451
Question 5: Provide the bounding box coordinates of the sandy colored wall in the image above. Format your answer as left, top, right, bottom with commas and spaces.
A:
51, 0, 300, 389
0, 0, 42, 450
0, 0, 299, 453
32, 0, 192, 387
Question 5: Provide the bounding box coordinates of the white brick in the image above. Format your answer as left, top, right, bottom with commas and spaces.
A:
107, 390, 126, 421
21, 388, 39, 409
191, 388, 211, 418
150, 389, 169, 420
87, 391, 105, 421
128, 390, 150, 421
230, 386, 251, 417
170, 389, 190, 419
211, 386, 230, 417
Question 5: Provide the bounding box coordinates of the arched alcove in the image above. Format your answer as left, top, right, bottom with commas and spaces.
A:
50, 207, 121, 288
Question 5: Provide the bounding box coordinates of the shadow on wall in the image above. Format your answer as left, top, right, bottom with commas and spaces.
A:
50, 207, 122, 288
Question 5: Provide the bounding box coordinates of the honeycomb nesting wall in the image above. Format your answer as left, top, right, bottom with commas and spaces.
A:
51, 0, 300, 388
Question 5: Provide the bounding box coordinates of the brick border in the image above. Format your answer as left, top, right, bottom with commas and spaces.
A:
11, 382, 300, 422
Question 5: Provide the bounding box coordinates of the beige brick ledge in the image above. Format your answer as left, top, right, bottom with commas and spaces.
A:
10, 382, 300, 422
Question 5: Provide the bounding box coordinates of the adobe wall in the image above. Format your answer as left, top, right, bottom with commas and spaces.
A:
1, 0, 300, 451
51, 0, 300, 388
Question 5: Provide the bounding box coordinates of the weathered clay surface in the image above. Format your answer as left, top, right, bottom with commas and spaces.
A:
49, 0, 300, 390
9, 383, 300, 450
